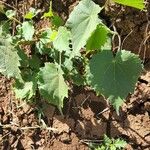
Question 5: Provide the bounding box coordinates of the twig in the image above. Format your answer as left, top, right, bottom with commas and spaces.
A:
121, 29, 134, 50
112, 25, 121, 51
80, 95, 90, 107
0, 123, 58, 131
0, 0, 22, 14
0, 132, 11, 142
80, 139, 103, 143
97, 107, 110, 116
20, 126, 57, 131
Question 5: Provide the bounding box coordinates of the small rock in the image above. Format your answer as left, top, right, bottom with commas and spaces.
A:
59, 132, 71, 143
144, 102, 150, 112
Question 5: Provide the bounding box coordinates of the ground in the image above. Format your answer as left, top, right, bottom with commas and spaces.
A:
0, 0, 150, 150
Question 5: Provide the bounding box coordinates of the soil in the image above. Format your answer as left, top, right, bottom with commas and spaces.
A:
0, 0, 150, 150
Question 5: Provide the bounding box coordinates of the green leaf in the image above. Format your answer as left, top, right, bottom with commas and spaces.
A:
101, 37, 112, 51
43, 10, 53, 18
63, 57, 73, 71
24, 7, 40, 19
96, 146, 105, 150
109, 97, 124, 115
90, 135, 127, 150
53, 26, 71, 52
40, 28, 53, 43
15, 24, 22, 39
52, 15, 64, 27
50, 30, 58, 41
0, 3, 5, 13
71, 70, 85, 86
66, 0, 102, 57
86, 25, 109, 50
5, 10, 16, 19
36, 41, 51, 54
104, 135, 112, 146
13, 76, 37, 100
42, 1, 53, 18
87, 50, 142, 111
38, 63, 69, 109
17, 47, 29, 67
0, 36, 21, 79
113, 0, 145, 10
36, 28, 56, 54
110, 144, 116, 150
29, 55, 41, 70
0, 21, 10, 36
114, 138, 127, 149
22, 21, 35, 40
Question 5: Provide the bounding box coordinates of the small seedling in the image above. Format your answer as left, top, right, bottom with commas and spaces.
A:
90, 135, 127, 150
0, 0, 145, 114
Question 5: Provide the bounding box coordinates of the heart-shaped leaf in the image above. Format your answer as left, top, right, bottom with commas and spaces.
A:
87, 50, 143, 112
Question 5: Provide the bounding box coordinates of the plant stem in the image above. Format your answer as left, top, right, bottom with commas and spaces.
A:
59, 51, 62, 68
11, 17, 22, 24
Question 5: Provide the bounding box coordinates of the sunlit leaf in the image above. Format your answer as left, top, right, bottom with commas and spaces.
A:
66, 0, 102, 57
86, 25, 109, 50
14, 75, 37, 100
0, 36, 21, 79
38, 63, 69, 110
22, 21, 35, 40
113, 0, 145, 10
24, 7, 40, 19
53, 26, 71, 52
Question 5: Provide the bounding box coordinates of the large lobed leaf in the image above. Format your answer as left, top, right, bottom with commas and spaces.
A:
53, 26, 71, 53
66, 0, 102, 57
0, 36, 21, 79
113, 0, 145, 10
38, 63, 69, 110
87, 50, 143, 112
